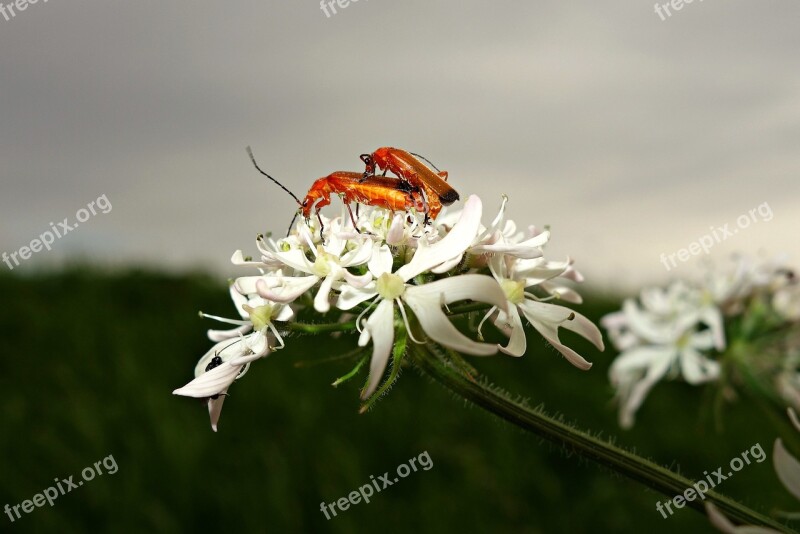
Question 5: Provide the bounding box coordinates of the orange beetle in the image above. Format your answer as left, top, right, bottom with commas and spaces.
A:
360, 147, 459, 219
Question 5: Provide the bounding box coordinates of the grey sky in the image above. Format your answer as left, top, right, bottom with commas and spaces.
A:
1, 0, 798, 290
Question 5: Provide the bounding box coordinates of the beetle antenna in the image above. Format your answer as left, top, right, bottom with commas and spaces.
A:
246, 147, 303, 206
409, 152, 441, 173
286, 212, 299, 237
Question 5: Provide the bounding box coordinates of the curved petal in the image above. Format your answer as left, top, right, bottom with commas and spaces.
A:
560, 309, 605, 351
207, 389, 228, 432
497, 304, 527, 357
343, 270, 373, 289
386, 212, 406, 245
208, 324, 252, 342
360, 299, 395, 398
337, 284, 378, 311
174, 361, 244, 398
193, 338, 245, 377
268, 249, 316, 273
368, 244, 394, 277
230, 250, 270, 268
235, 275, 319, 303
340, 238, 374, 267
314, 273, 338, 313
680, 347, 720, 385
431, 253, 464, 274
404, 276, 506, 356
397, 195, 483, 281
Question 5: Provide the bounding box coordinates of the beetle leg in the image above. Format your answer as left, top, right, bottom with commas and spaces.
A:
345, 204, 361, 232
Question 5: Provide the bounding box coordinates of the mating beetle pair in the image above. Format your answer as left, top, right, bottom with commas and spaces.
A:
247, 147, 460, 235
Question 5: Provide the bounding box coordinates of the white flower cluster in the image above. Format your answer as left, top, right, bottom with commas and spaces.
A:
602, 257, 799, 429
174, 195, 603, 431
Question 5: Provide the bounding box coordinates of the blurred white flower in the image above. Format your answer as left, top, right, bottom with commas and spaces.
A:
603, 282, 722, 428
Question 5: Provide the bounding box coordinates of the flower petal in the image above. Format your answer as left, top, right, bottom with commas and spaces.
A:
174, 361, 244, 398
397, 195, 483, 281
404, 275, 507, 356
497, 304, 527, 357
207, 389, 228, 432
360, 299, 395, 398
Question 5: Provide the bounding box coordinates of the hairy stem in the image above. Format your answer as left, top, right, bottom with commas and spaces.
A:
409, 343, 792, 532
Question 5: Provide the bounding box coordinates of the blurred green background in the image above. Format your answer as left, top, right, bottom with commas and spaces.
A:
0, 267, 793, 533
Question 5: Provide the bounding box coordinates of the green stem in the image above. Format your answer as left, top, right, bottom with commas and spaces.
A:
409, 343, 793, 532
287, 320, 357, 333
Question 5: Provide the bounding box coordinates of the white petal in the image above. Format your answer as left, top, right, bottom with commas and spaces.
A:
471, 234, 547, 259
560, 309, 605, 351
343, 270, 373, 288
275, 305, 294, 322
230, 250, 269, 268
397, 195, 483, 281
193, 338, 245, 377
207, 389, 228, 432
618, 350, 673, 428
268, 249, 316, 273
368, 244, 394, 277
404, 275, 506, 356
337, 283, 378, 310
431, 253, 464, 274
235, 275, 319, 304
314, 273, 338, 313
208, 324, 252, 342
340, 238, 374, 267
229, 284, 249, 319
679, 348, 720, 385
497, 304, 527, 357
174, 361, 244, 398
386, 212, 406, 245
361, 299, 396, 398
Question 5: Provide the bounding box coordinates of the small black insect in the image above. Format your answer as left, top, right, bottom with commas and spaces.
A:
205, 355, 223, 372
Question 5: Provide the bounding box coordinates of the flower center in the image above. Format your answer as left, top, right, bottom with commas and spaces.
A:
376, 273, 406, 300
500, 279, 526, 304
312, 248, 335, 277
242, 304, 275, 331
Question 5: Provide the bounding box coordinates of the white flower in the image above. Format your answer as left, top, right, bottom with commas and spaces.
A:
173, 285, 292, 431
609, 327, 719, 429
484, 253, 603, 370
337, 195, 508, 398
236, 217, 374, 313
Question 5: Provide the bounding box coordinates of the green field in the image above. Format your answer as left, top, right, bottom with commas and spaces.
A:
0, 268, 792, 533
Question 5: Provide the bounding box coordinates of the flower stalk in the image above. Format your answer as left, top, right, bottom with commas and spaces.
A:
408, 342, 791, 532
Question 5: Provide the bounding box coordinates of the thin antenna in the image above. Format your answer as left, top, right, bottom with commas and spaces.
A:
246, 146, 302, 206
409, 152, 441, 173
286, 212, 299, 237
